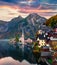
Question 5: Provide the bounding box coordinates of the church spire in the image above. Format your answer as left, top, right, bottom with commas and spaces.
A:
21, 28, 25, 44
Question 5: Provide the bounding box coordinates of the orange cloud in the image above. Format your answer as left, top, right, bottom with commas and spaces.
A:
0, 5, 19, 10
0, 5, 52, 13
18, 5, 52, 13
19, 8, 52, 13
0, 5, 57, 21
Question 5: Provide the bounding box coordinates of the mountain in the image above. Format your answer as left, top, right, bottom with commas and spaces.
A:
0, 20, 8, 33
0, 13, 47, 39
45, 15, 57, 28
26, 13, 46, 25
18, 13, 47, 39
0, 16, 23, 39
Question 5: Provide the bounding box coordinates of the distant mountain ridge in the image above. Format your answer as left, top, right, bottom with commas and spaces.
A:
0, 13, 47, 39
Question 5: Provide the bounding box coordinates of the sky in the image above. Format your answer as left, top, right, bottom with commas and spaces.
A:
0, 0, 57, 21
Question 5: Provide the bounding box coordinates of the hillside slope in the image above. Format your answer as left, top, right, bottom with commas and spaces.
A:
45, 15, 57, 28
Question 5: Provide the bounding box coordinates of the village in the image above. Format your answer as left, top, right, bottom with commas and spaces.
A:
9, 26, 57, 65
33, 27, 57, 65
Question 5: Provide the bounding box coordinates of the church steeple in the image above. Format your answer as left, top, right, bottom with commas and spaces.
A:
22, 28, 24, 37
21, 28, 25, 44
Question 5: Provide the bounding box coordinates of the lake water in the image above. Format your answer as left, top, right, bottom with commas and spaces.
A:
0, 39, 10, 41
0, 39, 36, 65
0, 57, 37, 65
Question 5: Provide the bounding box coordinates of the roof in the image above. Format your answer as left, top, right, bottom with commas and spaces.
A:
37, 34, 46, 40
50, 37, 57, 41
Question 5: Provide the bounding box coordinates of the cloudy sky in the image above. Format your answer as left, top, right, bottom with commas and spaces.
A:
0, 0, 57, 21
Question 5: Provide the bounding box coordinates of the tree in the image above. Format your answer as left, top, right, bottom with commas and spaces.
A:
50, 19, 57, 28
32, 41, 41, 64
45, 15, 57, 28
15, 35, 19, 42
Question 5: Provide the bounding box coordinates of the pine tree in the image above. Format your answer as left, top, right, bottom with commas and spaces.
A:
15, 35, 19, 42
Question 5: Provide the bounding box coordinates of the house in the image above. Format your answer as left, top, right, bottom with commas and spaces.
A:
37, 36, 46, 47
52, 52, 57, 65
49, 37, 57, 50
36, 30, 47, 47
24, 38, 33, 43
48, 28, 57, 38
36, 30, 50, 44
48, 28, 57, 50
41, 46, 51, 58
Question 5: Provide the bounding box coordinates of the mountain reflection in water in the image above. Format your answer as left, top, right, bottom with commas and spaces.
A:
0, 39, 36, 64
0, 57, 37, 65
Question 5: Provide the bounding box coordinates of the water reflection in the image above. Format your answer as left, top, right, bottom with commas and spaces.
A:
0, 39, 36, 64
0, 57, 37, 65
